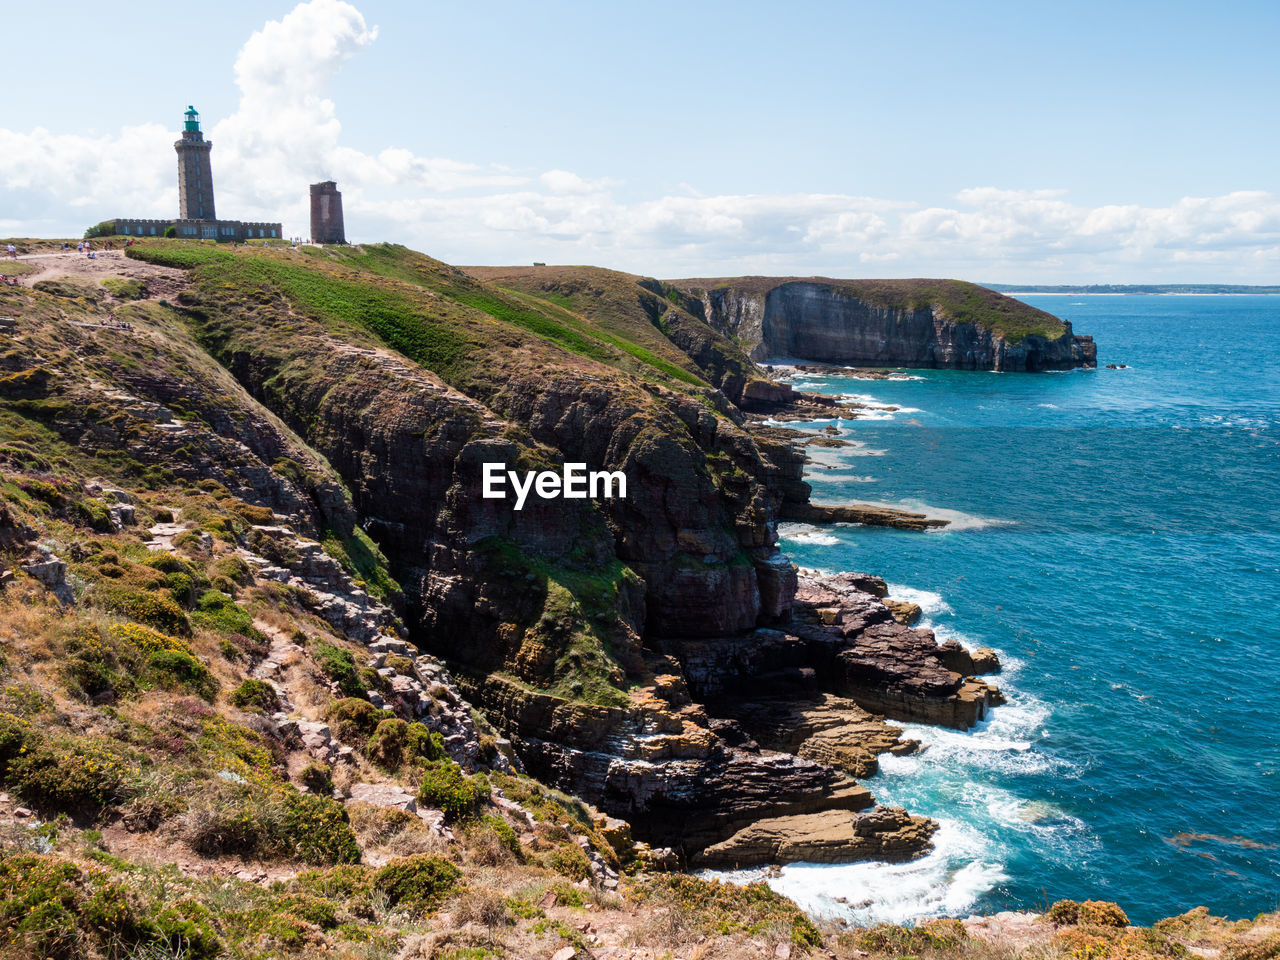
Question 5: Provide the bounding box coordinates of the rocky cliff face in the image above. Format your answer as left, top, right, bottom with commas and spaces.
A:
115, 244, 1010, 865
682, 278, 1097, 371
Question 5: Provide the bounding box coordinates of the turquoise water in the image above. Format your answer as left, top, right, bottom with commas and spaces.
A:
729, 296, 1280, 925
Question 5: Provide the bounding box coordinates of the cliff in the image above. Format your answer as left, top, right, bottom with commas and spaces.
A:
674, 276, 1097, 371
0, 241, 1253, 959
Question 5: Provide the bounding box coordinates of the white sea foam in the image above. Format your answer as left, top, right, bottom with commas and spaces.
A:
707, 819, 1006, 925
885, 694, 1065, 779
838, 392, 924, 420
885, 584, 953, 618
777, 522, 843, 547
806, 472, 877, 484
844, 372, 927, 382
856, 499, 1012, 531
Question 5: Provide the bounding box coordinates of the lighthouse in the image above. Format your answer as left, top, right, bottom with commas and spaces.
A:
174, 106, 216, 221
101, 106, 282, 242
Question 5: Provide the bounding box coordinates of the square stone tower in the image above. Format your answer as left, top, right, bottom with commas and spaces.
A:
174, 106, 216, 221
310, 181, 346, 244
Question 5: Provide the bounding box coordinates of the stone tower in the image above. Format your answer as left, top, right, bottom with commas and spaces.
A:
309, 181, 346, 244
174, 106, 215, 221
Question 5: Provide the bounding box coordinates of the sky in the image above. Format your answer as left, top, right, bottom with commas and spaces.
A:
2, 0, 1278, 283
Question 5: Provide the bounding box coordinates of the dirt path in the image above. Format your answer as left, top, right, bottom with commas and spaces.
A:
11, 249, 187, 301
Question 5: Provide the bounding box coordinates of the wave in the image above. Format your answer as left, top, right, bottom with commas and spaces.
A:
777, 523, 843, 547
855, 499, 1012, 532
885, 584, 953, 618
807, 472, 877, 484
708, 819, 1006, 925
838, 392, 924, 420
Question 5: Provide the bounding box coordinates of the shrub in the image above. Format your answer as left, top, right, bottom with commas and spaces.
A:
464, 815, 523, 865
1048, 899, 1082, 925
73, 498, 115, 532
229, 678, 279, 713
272, 892, 339, 929
313, 640, 364, 698
63, 623, 211, 702
325, 697, 384, 743
546, 842, 591, 880
0, 854, 89, 959
0, 854, 222, 960
407, 721, 444, 761
373, 855, 460, 914
220, 631, 270, 662
101, 277, 147, 300
416, 759, 488, 822
295, 863, 375, 905
1079, 900, 1130, 927
93, 584, 192, 636
365, 718, 409, 769
182, 780, 359, 866
285, 790, 361, 865
191, 589, 255, 634
212, 554, 253, 585
0, 712, 34, 771
164, 225, 177, 238
630, 874, 822, 949
146, 649, 218, 700
856, 921, 968, 954
1225, 933, 1280, 960
7, 741, 126, 814
299, 762, 333, 795
230, 501, 275, 525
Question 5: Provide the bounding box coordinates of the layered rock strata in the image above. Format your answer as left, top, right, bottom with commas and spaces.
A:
678, 278, 1097, 371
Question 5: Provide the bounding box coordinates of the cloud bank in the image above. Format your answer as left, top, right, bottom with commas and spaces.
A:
2, 0, 1277, 282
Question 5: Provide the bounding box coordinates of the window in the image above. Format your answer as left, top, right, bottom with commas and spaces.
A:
150, 226, 157, 236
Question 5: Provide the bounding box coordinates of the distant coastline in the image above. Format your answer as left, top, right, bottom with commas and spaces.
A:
984, 283, 1280, 295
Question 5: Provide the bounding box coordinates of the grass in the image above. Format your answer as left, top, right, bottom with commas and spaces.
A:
830, 278, 1067, 343
473, 537, 641, 707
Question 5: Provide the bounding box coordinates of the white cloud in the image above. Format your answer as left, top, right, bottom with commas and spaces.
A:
1, 0, 1278, 282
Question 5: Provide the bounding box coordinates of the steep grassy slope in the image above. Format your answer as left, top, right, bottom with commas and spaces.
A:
462, 263, 764, 400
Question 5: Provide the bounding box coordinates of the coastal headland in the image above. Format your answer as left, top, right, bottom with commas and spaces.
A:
4, 239, 1266, 958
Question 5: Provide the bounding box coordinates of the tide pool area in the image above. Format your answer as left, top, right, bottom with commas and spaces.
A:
712, 296, 1280, 925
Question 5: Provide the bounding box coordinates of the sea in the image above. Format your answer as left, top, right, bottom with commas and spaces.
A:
712, 295, 1280, 926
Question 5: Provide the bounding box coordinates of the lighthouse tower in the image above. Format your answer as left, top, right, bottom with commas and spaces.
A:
174, 106, 216, 221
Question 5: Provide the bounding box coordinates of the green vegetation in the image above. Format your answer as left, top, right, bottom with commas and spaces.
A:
372, 854, 461, 914
91, 584, 192, 636
320, 524, 401, 604
0, 854, 220, 960
1046, 899, 1131, 927
832, 278, 1067, 343
324, 697, 386, 742
100, 277, 147, 300
63, 622, 216, 702
311, 640, 365, 698
475, 536, 641, 706
629, 874, 822, 948
416, 759, 490, 822
228, 678, 280, 712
